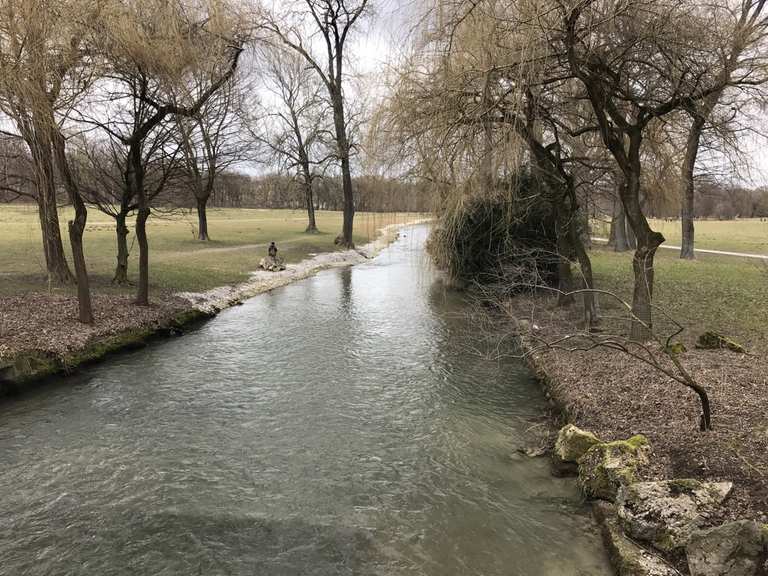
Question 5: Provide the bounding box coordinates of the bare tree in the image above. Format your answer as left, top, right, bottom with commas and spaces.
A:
558, 0, 737, 340
253, 46, 332, 233
176, 73, 248, 241
265, 0, 371, 247
74, 125, 182, 285
0, 0, 77, 285
88, 0, 246, 305
678, 1, 768, 259
0, 0, 100, 321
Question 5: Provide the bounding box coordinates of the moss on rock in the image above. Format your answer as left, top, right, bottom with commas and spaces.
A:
593, 501, 683, 576
0, 350, 61, 387
554, 424, 602, 464
696, 331, 746, 354
617, 479, 733, 553
578, 435, 650, 501
0, 304, 217, 395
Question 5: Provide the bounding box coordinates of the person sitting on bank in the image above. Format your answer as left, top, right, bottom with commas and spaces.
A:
268, 241, 277, 259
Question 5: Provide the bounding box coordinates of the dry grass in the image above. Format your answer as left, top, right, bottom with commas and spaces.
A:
589, 247, 768, 353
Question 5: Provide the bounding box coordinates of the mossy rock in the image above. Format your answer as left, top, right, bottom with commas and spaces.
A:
617, 479, 733, 553
696, 331, 746, 354
578, 435, 650, 501
687, 520, 767, 576
554, 424, 602, 464
1, 350, 62, 384
665, 342, 687, 356
593, 501, 683, 576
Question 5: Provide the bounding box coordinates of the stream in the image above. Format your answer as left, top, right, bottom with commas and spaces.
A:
0, 225, 611, 575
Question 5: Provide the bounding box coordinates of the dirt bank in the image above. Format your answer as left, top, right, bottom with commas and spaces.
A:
507, 296, 768, 525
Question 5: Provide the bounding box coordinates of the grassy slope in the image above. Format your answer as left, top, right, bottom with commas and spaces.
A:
0, 206, 420, 296
589, 248, 768, 350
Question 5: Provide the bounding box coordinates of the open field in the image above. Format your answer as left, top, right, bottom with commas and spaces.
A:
588, 247, 768, 352
592, 217, 768, 255
0, 206, 422, 296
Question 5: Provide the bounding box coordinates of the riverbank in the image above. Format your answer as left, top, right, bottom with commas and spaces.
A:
0, 222, 414, 392
503, 293, 768, 573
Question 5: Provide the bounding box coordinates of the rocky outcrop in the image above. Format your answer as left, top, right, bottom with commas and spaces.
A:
686, 520, 767, 576
259, 255, 286, 272
617, 479, 733, 552
579, 435, 650, 500
554, 424, 601, 463
593, 501, 683, 576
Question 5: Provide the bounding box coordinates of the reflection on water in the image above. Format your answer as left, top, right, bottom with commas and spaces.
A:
0, 225, 611, 575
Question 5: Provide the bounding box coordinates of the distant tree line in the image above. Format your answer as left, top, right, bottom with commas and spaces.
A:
0, 161, 429, 214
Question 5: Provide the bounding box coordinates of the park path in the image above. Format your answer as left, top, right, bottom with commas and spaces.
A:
163, 237, 309, 257
591, 237, 768, 261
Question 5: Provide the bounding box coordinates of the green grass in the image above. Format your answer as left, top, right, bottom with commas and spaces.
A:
589, 248, 768, 350
0, 206, 421, 296
592, 217, 768, 255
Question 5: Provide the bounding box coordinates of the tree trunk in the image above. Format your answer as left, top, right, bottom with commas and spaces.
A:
608, 199, 618, 247
556, 208, 575, 307
331, 91, 354, 247
127, 143, 150, 306
572, 231, 599, 327
30, 132, 72, 284
304, 176, 318, 233
135, 206, 150, 306
612, 200, 631, 252
565, 203, 599, 327
113, 211, 130, 284
625, 214, 637, 250
68, 215, 93, 324
556, 257, 575, 306
680, 115, 705, 260
630, 243, 658, 341
620, 154, 665, 341
50, 125, 93, 323
197, 196, 210, 241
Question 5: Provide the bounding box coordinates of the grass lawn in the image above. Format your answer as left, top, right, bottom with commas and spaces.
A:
0, 205, 422, 296
592, 217, 768, 255
589, 247, 768, 350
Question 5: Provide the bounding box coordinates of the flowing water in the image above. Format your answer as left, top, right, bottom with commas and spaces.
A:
0, 226, 611, 575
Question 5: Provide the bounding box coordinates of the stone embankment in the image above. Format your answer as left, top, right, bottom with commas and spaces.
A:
555, 424, 767, 576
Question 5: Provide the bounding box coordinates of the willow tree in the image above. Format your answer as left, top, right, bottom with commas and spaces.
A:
377, 0, 603, 322
558, 0, 733, 340
0, 0, 79, 285
89, 0, 246, 305
0, 0, 99, 320
265, 0, 371, 247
